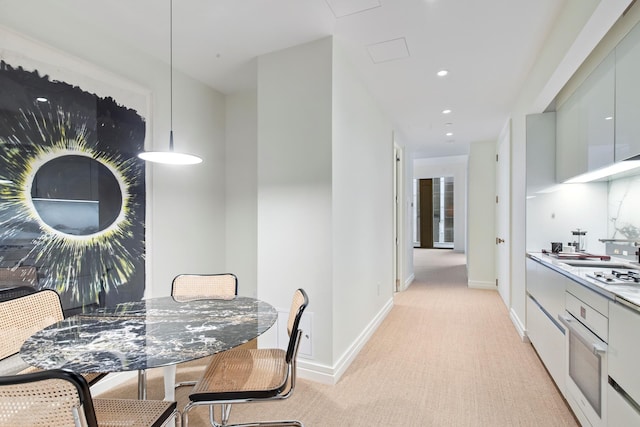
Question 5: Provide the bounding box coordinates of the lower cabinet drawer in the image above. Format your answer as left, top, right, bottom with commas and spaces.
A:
527, 294, 565, 393
565, 291, 608, 341
608, 382, 640, 426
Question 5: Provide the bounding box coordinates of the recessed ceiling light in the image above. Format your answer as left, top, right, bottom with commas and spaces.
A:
36, 97, 48, 102
446, 132, 453, 136
442, 109, 452, 114
605, 116, 613, 120
437, 70, 448, 77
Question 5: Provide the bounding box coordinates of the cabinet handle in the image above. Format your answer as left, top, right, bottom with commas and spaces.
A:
558, 314, 607, 355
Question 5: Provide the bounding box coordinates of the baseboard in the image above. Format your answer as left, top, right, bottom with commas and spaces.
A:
510, 308, 529, 343
400, 273, 415, 291
296, 296, 394, 385
468, 280, 496, 290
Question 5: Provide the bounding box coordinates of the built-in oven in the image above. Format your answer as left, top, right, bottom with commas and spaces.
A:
559, 289, 609, 427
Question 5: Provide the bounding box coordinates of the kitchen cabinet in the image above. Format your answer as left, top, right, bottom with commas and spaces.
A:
556, 51, 615, 183
608, 301, 640, 413
555, 85, 581, 183
526, 258, 566, 391
526, 112, 556, 195
608, 382, 640, 426
615, 21, 640, 161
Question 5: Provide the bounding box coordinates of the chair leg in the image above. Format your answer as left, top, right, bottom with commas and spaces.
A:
207, 404, 222, 427
160, 409, 182, 427
221, 403, 232, 425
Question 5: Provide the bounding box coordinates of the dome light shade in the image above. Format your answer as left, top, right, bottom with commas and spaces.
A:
138, 0, 202, 166
138, 131, 202, 164
138, 151, 202, 165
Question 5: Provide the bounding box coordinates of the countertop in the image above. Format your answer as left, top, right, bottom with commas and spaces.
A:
527, 252, 640, 311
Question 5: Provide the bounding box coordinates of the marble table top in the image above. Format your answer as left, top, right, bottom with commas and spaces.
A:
20, 295, 278, 373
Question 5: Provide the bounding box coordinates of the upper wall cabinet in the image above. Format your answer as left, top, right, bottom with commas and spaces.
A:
556, 51, 615, 183
556, 88, 581, 182
526, 112, 556, 195
615, 22, 640, 161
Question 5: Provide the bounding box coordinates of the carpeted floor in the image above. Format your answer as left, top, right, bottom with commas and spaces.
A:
98, 249, 578, 426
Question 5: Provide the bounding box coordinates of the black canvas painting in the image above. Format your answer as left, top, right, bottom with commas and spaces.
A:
0, 61, 146, 312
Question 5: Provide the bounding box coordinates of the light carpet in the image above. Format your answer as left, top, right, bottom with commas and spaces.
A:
98, 249, 578, 426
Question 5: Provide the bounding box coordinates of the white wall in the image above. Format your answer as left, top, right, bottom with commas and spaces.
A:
0, 5, 227, 298
147, 72, 226, 297
467, 141, 496, 288
256, 37, 394, 382
413, 156, 467, 253
225, 88, 259, 297
257, 38, 334, 368
332, 41, 394, 364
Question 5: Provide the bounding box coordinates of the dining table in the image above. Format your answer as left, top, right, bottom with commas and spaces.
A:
19, 294, 278, 400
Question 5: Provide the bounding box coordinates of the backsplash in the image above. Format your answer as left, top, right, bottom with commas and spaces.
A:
526, 183, 608, 253
608, 174, 640, 240
604, 174, 640, 261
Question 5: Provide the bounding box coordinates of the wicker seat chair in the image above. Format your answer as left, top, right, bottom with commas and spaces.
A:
0, 290, 105, 385
171, 273, 238, 299
182, 288, 309, 427
170, 273, 239, 390
0, 368, 179, 427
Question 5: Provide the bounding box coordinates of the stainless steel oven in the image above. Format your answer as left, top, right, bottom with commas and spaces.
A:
559, 293, 608, 427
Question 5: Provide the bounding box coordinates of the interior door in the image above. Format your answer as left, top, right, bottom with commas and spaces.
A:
419, 179, 433, 248
496, 120, 511, 307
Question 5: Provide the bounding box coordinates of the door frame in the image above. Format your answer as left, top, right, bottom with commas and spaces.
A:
393, 143, 404, 292
496, 120, 512, 307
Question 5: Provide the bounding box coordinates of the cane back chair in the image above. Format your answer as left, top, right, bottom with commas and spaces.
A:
0, 289, 105, 385
171, 273, 238, 300
0, 368, 179, 427
182, 288, 309, 427
171, 273, 239, 389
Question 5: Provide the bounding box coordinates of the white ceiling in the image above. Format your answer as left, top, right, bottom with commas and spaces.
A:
1, 0, 568, 158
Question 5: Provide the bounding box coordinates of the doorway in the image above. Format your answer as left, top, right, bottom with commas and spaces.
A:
414, 177, 454, 249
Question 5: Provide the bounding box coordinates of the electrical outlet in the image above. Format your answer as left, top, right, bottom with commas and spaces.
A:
277, 309, 313, 359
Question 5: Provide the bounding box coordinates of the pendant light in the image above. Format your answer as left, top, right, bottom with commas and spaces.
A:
138, 0, 202, 165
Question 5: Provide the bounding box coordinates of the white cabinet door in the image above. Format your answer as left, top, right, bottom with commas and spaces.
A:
526, 258, 566, 319
526, 295, 565, 393
526, 113, 556, 195
556, 51, 615, 182
608, 383, 640, 427
526, 258, 567, 394
580, 51, 615, 171
556, 88, 582, 183
615, 22, 640, 161
608, 301, 640, 405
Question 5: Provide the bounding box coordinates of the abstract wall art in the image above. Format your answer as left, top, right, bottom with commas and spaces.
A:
0, 31, 150, 312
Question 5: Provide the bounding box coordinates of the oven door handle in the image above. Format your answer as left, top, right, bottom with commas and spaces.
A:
558, 314, 607, 356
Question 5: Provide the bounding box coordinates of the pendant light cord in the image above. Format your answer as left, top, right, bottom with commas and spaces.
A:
169, 0, 174, 151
